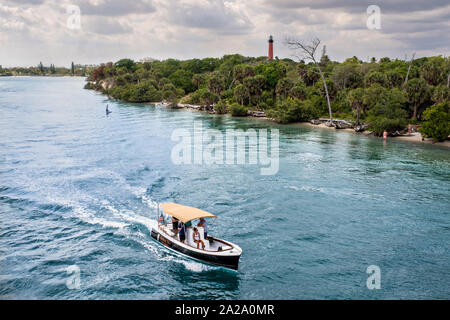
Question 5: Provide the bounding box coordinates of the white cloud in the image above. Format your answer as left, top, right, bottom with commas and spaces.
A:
0, 0, 448, 67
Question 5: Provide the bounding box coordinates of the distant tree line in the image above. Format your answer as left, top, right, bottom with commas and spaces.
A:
85, 53, 450, 141
0, 62, 92, 77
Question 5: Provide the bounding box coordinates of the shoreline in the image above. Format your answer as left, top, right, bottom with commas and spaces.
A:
0, 74, 86, 78
174, 103, 450, 149
300, 122, 450, 147
110, 99, 450, 149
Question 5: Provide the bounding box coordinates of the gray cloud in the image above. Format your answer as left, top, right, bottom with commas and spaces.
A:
4, 0, 45, 5
75, 0, 156, 16
84, 16, 132, 35
165, 0, 253, 34
263, 0, 449, 13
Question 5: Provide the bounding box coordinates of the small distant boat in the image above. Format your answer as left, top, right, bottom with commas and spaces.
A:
151, 203, 242, 270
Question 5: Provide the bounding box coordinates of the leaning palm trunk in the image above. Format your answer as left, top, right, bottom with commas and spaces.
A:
285, 37, 333, 121
317, 66, 332, 120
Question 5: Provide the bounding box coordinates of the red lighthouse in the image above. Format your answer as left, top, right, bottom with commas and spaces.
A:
268, 35, 274, 60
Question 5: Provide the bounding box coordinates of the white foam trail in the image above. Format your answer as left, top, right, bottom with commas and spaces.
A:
72, 204, 129, 229
298, 152, 322, 161
139, 194, 159, 210
46, 184, 216, 273
284, 185, 324, 193
300, 186, 325, 193
114, 209, 157, 231
159, 255, 213, 273
46, 195, 129, 229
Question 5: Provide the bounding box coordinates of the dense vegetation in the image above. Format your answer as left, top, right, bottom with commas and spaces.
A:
85, 54, 450, 140
0, 62, 91, 77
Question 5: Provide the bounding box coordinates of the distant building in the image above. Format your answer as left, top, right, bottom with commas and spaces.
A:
268, 35, 274, 60
139, 57, 157, 63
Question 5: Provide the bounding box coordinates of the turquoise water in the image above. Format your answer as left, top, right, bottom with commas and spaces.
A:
0, 77, 449, 299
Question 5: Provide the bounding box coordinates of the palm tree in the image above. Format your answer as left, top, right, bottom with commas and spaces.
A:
406, 78, 430, 120
234, 84, 249, 105
348, 88, 365, 125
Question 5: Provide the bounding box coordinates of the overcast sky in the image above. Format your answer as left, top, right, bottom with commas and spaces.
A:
1, 0, 449, 67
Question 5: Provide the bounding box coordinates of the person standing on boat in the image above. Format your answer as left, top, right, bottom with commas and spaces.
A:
178, 221, 186, 243
193, 227, 205, 250
172, 217, 179, 235
197, 218, 208, 239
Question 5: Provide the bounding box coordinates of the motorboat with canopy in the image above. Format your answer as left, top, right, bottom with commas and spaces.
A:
151, 203, 242, 270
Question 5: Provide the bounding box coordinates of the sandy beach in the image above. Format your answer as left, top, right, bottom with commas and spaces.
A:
302, 122, 450, 148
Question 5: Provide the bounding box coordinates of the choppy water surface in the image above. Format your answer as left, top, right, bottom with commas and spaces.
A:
0, 77, 449, 299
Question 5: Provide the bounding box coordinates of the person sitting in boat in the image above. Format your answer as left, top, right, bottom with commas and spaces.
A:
193, 227, 205, 250
197, 217, 208, 239
178, 221, 186, 243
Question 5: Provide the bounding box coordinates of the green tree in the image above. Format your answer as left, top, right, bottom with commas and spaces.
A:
420, 57, 445, 86
256, 61, 286, 90
276, 78, 294, 100
169, 69, 195, 93
243, 75, 265, 105
229, 103, 248, 116
347, 88, 365, 124
431, 85, 450, 104
386, 70, 404, 88
233, 83, 249, 105
405, 78, 430, 120
364, 71, 388, 87
365, 87, 408, 135
114, 59, 136, 72
314, 79, 337, 101
214, 100, 228, 114
420, 102, 450, 142
268, 98, 319, 124
192, 73, 206, 90
129, 81, 161, 102
233, 64, 255, 83
289, 83, 307, 100
200, 90, 219, 107
331, 63, 363, 90
207, 72, 225, 98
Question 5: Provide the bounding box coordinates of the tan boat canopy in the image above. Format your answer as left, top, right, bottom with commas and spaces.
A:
161, 202, 216, 223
